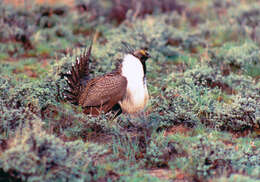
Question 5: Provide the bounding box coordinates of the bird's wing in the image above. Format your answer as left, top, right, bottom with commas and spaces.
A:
79, 74, 127, 107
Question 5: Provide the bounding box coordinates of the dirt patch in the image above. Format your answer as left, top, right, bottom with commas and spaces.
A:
164, 125, 192, 136
148, 168, 173, 180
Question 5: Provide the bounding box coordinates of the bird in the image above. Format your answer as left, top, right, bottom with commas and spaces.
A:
62, 44, 150, 116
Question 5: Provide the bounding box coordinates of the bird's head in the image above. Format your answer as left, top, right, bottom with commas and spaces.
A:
133, 49, 150, 62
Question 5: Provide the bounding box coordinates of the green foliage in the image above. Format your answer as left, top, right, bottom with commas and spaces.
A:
211, 41, 260, 77
214, 174, 260, 182
210, 93, 259, 131
151, 64, 260, 131
166, 130, 260, 180
0, 120, 108, 182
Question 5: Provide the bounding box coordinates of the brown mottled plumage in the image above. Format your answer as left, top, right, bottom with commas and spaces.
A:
79, 74, 127, 115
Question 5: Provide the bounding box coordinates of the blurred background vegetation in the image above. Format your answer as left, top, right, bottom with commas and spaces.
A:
0, 0, 259, 181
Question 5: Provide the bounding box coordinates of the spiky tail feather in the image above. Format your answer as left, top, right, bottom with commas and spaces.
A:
61, 45, 92, 105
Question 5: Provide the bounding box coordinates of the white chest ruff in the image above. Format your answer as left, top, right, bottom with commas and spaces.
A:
119, 54, 149, 114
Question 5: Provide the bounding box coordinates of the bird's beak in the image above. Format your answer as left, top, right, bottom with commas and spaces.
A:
146, 52, 151, 59
144, 51, 150, 59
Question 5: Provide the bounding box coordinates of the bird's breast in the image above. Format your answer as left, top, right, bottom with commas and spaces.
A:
119, 54, 149, 114
119, 79, 149, 114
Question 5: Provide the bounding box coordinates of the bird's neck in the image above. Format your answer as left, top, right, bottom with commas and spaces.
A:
121, 54, 146, 84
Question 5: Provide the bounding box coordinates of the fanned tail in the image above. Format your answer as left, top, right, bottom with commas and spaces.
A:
61, 45, 92, 105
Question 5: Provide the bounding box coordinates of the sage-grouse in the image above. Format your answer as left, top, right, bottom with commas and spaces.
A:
62, 45, 150, 116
